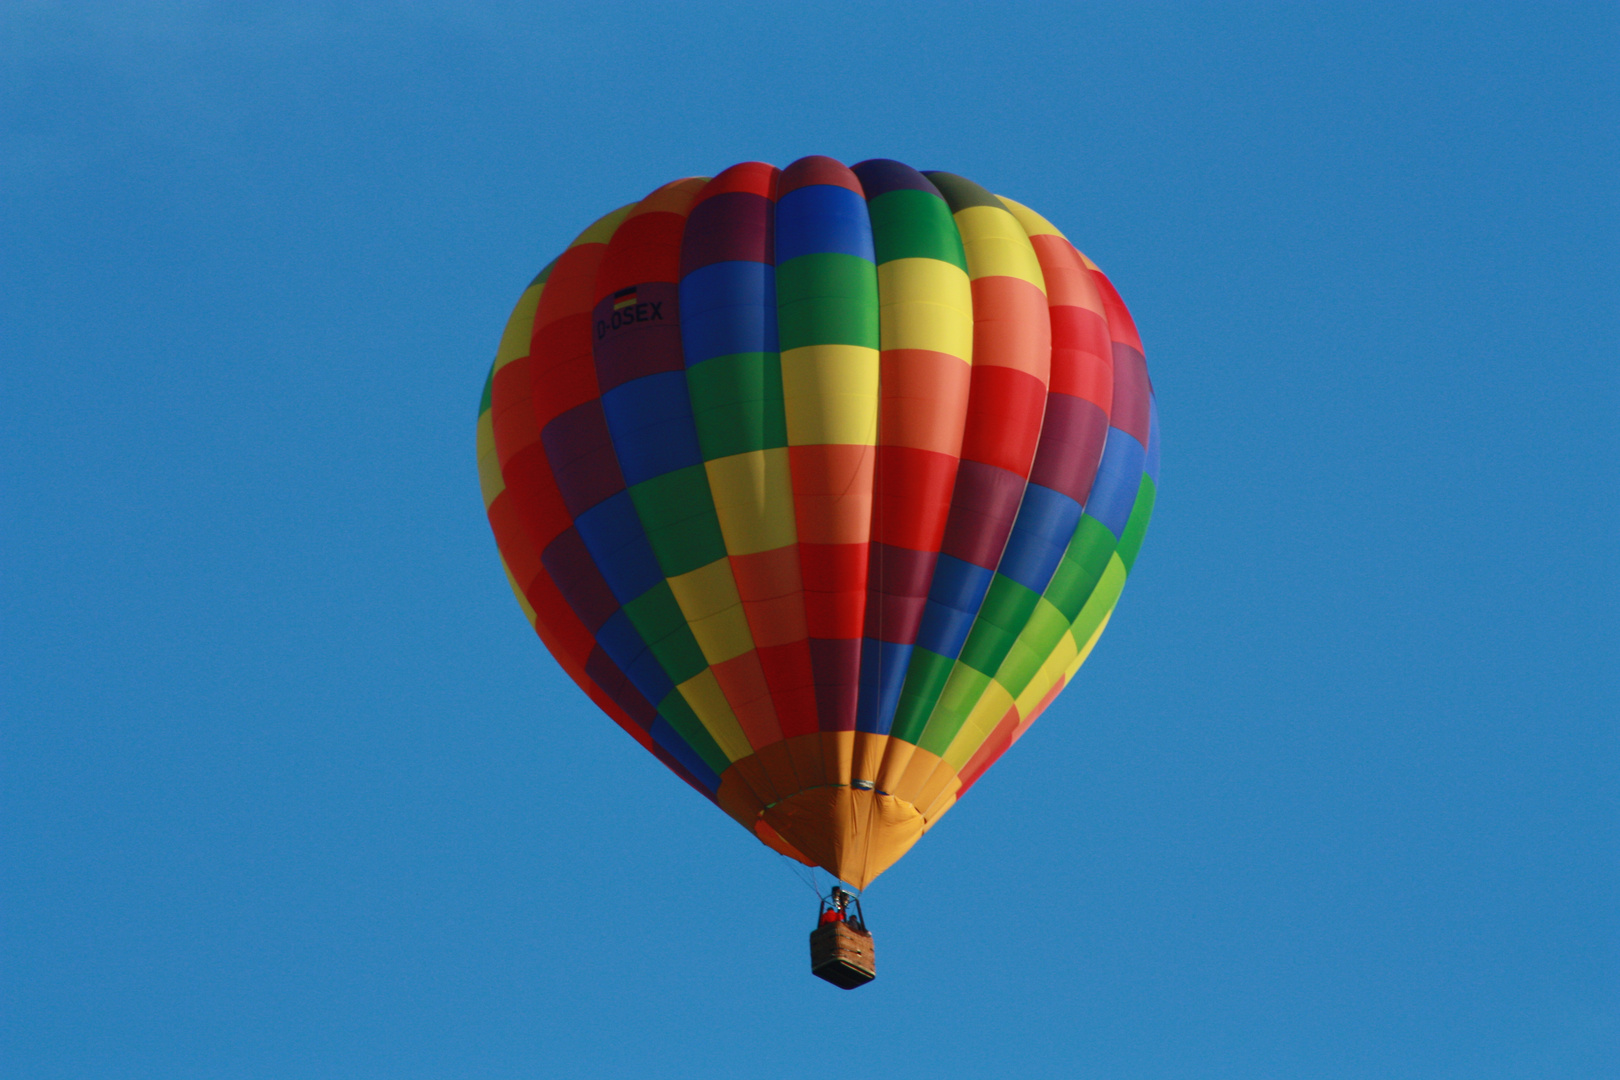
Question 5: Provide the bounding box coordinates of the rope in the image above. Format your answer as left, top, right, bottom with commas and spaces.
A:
779, 851, 825, 903
859, 775, 875, 896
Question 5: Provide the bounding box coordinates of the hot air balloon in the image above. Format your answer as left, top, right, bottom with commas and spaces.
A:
475, 157, 1158, 984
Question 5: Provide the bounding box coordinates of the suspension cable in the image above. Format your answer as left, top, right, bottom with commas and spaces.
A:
779, 852, 825, 903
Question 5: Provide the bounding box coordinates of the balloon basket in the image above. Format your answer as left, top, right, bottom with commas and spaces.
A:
810, 921, 876, 989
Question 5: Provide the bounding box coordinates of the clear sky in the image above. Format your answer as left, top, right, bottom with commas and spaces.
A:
4, 3, 1615, 1078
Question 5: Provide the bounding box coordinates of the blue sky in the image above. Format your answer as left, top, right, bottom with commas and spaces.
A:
3, 3, 1615, 1077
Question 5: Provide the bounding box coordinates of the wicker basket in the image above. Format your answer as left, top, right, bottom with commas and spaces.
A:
809, 921, 876, 988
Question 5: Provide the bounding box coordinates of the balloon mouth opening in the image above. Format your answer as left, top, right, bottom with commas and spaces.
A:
759, 786, 927, 890
753, 818, 815, 866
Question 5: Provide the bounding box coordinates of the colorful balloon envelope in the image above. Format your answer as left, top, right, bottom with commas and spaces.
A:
476, 157, 1158, 888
